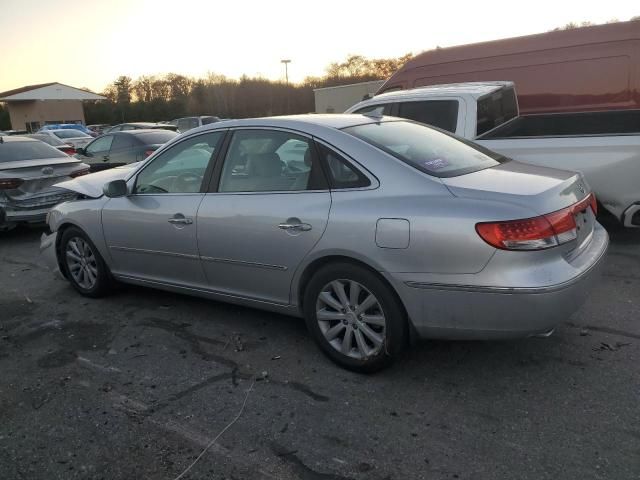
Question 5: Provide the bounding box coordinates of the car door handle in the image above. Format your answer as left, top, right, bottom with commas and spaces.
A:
103, 155, 110, 162
168, 215, 193, 225
278, 222, 312, 232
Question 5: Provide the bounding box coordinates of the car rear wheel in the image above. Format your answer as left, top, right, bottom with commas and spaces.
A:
60, 227, 112, 297
303, 263, 408, 372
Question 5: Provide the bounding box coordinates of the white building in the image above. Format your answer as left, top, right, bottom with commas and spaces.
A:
314, 80, 385, 114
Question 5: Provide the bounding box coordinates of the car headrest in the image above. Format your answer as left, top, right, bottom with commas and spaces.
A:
247, 152, 283, 177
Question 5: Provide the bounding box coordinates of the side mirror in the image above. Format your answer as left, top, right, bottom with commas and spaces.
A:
103, 179, 128, 198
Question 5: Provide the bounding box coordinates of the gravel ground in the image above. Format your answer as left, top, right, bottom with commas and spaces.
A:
0, 224, 638, 480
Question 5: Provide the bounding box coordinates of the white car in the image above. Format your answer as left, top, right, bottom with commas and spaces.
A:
35, 129, 93, 149
346, 82, 640, 227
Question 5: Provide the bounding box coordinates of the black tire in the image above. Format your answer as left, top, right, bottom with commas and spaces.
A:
303, 262, 408, 373
59, 226, 113, 297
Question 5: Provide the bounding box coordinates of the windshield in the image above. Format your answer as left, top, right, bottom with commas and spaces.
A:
53, 130, 91, 139
0, 140, 67, 162
343, 120, 504, 178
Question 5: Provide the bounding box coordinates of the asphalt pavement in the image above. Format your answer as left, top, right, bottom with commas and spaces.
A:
0, 224, 638, 480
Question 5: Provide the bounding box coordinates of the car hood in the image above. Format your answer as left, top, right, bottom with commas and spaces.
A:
54, 163, 140, 198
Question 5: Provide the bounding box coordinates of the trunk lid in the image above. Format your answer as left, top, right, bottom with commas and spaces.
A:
441, 160, 589, 215
0, 158, 85, 206
442, 160, 595, 254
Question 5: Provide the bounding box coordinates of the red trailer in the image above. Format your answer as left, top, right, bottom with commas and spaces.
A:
378, 21, 640, 114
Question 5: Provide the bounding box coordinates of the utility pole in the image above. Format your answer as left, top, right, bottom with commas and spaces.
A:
281, 59, 291, 84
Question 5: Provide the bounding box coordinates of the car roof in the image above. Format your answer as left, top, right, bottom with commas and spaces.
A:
114, 129, 177, 136
200, 114, 386, 132
348, 81, 513, 111
120, 122, 161, 127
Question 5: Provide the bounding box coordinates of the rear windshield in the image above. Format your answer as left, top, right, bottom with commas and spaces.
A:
135, 131, 178, 144
26, 134, 63, 146
476, 87, 518, 136
343, 120, 504, 178
0, 140, 67, 162
53, 129, 91, 139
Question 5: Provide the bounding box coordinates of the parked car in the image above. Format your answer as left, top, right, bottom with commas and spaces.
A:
346, 81, 640, 227
87, 124, 110, 136
39, 123, 97, 137
74, 129, 178, 172
41, 115, 607, 371
172, 116, 220, 133
0, 136, 89, 230
104, 122, 178, 133
377, 20, 640, 114
25, 134, 77, 155
35, 129, 93, 149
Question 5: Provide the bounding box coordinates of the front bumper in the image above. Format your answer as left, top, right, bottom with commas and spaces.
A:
389, 224, 609, 340
40, 231, 64, 278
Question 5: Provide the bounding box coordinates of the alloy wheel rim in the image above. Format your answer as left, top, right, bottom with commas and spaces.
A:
315, 279, 386, 360
65, 237, 98, 290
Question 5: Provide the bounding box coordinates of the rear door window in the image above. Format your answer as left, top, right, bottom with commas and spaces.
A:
111, 135, 136, 151
397, 100, 459, 133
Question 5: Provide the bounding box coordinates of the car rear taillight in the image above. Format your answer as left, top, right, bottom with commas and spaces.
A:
0, 178, 24, 189
143, 149, 155, 159
476, 193, 597, 251
60, 146, 76, 155
69, 168, 90, 178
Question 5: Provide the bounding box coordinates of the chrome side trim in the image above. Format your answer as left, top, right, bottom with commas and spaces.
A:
113, 274, 291, 308
110, 245, 199, 260
200, 256, 287, 271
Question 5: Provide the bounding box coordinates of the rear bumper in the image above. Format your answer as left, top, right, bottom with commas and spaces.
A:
388, 224, 609, 340
0, 205, 49, 227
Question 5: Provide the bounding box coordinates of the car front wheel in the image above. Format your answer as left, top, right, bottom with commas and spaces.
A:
303, 263, 408, 372
60, 227, 112, 297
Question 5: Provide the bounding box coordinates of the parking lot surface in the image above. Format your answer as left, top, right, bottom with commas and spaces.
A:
0, 225, 638, 480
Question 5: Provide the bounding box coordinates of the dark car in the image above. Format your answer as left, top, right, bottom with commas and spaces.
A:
104, 122, 178, 133
74, 130, 178, 172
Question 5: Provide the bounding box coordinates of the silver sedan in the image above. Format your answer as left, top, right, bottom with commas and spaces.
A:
40, 115, 608, 371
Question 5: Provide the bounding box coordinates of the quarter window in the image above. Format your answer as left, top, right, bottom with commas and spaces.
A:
134, 132, 223, 194
316, 143, 370, 189
218, 130, 325, 192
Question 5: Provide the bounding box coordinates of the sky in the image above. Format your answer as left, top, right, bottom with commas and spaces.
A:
0, 0, 638, 93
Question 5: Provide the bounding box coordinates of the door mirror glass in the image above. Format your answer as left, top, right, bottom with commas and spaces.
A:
103, 179, 128, 198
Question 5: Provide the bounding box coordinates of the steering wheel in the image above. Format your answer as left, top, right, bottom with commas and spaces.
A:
171, 172, 203, 192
